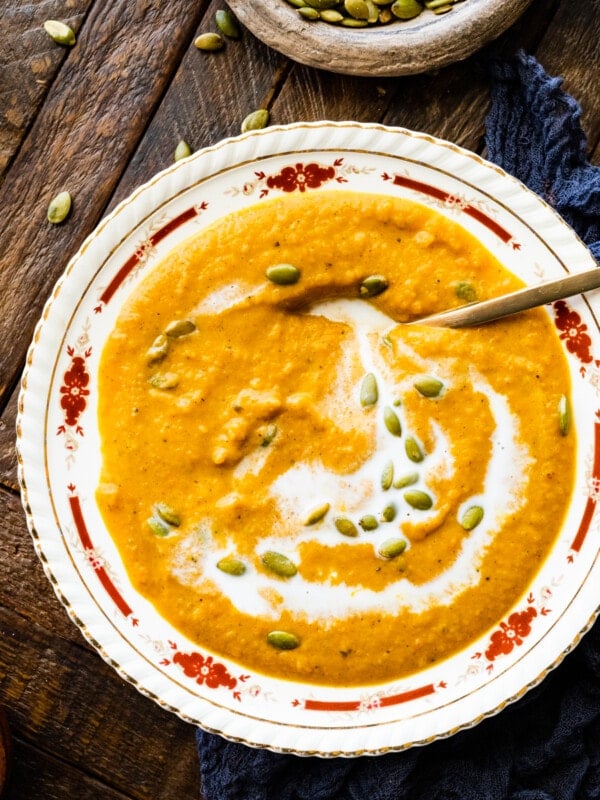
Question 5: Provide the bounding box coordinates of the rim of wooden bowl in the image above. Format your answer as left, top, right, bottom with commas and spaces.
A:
226, 0, 533, 76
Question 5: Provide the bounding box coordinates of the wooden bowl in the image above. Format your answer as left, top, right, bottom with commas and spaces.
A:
226, 0, 533, 76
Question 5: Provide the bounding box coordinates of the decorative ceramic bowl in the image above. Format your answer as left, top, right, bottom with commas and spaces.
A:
226, 0, 533, 76
17, 122, 600, 756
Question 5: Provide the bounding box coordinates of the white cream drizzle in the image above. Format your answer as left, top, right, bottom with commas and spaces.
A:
170, 298, 532, 622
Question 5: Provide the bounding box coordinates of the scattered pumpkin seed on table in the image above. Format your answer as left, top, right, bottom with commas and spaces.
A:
215, 9, 241, 38
47, 191, 72, 224
174, 140, 192, 162
43, 19, 76, 46
194, 32, 225, 51
241, 109, 270, 133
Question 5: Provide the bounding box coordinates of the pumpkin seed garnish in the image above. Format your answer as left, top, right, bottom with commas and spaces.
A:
359, 274, 388, 298
460, 505, 484, 531
558, 394, 570, 436
383, 405, 402, 437
146, 334, 169, 365
154, 503, 181, 527
267, 630, 300, 650
241, 109, 270, 133
404, 489, 433, 510
43, 20, 76, 46
194, 32, 225, 51
414, 376, 444, 398
215, 9, 241, 38
47, 191, 72, 224
378, 537, 407, 559
344, 0, 370, 19
381, 503, 397, 522
259, 423, 278, 447
320, 8, 344, 20
304, 502, 330, 525
393, 471, 419, 489
360, 373, 378, 407
165, 319, 196, 338
454, 280, 477, 302
334, 517, 359, 537
359, 514, 379, 531
391, 0, 423, 18
174, 140, 192, 162
217, 556, 246, 576
405, 436, 424, 463
381, 460, 394, 491
147, 515, 171, 537
148, 372, 179, 390
262, 551, 298, 578
266, 263, 301, 285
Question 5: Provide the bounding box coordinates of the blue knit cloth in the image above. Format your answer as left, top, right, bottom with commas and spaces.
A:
196, 53, 600, 800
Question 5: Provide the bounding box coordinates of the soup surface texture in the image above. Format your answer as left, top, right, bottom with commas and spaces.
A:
96, 191, 574, 686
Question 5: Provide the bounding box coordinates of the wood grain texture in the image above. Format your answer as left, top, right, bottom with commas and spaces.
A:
0, 0, 209, 403
0, 0, 92, 181
0, 390, 18, 492
0, 604, 200, 800
107, 0, 288, 212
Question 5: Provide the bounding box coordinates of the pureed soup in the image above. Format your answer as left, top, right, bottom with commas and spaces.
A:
96, 190, 575, 686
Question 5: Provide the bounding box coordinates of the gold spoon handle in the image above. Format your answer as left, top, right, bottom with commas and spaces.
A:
413, 266, 600, 328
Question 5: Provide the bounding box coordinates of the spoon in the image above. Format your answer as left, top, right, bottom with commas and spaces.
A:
411, 266, 600, 328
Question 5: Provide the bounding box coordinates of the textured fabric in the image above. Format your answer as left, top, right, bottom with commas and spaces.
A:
197, 52, 600, 800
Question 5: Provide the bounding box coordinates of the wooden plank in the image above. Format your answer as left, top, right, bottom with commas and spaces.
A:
0, 0, 92, 181
0, 390, 18, 492
0, 605, 201, 800
0, 487, 85, 643
107, 0, 289, 212
3, 736, 135, 800
0, 0, 210, 403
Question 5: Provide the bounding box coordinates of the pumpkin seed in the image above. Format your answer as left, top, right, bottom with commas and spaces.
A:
154, 503, 181, 527
320, 8, 344, 20
404, 490, 433, 510
460, 505, 484, 531
259, 423, 278, 447
414, 376, 444, 398
285, 0, 308, 6
147, 515, 171, 537
215, 9, 241, 38
381, 460, 394, 491
360, 373, 378, 407
558, 394, 570, 436
383, 406, 402, 437
304, 502, 330, 525
267, 630, 300, 650
241, 109, 270, 133
405, 436, 424, 463
174, 140, 192, 162
365, 0, 381, 21
391, 0, 423, 18
146, 334, 169, 364
359, 274, 388, 297
299, 6, 320, 17
194, 32, 225, 51
381, 503, 397, 522
165, 318, 196, 338
378, 537, 407, 559
47, 191, 72, 224
378, 7, 394, 21
344, 0, 370, 19
217, 556, 246, 575
393, 471, 419, 489
455, 281, 477, 302
334, 517, 359, 537
341, 16, 368, 25
262, 551, 297, 578
266, 263, 300, 285
148, 372, 179, 390
43, 19, 76, 46
359, 514, 379, 531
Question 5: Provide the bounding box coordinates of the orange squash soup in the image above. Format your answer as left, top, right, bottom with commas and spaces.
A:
96, 190, 575, 686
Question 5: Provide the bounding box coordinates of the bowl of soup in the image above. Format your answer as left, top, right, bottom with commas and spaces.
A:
17, 122, 600, 755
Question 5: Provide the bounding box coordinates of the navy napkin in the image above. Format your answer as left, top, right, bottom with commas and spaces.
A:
196, 52, 600, 800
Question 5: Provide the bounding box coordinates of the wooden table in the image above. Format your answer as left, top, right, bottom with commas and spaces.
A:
0, 1, 598, 797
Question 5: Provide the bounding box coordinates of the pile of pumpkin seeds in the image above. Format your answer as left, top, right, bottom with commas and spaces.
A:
284, 0, 465, 27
